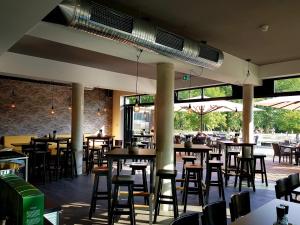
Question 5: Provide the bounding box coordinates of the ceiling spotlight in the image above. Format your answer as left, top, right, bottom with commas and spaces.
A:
259, 24, 269, 32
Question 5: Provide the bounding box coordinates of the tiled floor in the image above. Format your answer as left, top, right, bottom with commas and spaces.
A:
38, 147, 300, 225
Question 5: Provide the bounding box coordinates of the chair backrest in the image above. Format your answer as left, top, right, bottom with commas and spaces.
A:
275, 177, 290, 200
230, 191, 251, 222
170, 213, 200, 225
272, 143, 280, 156
288, 173, 300, 190
202, 200, 227, 225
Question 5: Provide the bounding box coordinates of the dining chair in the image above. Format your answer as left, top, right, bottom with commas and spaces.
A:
275, 177, 290, 201
272, 143, 289, 163
229, 191, 251, 222
201, 200, 227, 225
170, 213, 200, 225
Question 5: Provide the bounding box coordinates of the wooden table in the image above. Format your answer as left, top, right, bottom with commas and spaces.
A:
173, 144, 212, 167
85, 135, 114, 174
279, 144, 299, 164
231, 199, 300, 225
218, 140, 256, 186
106, 148, 156, 223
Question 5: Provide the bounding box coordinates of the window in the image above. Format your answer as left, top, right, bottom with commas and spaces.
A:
203, 85, 232, 98
177, 88, 202, 100
140, 95, 155, 104
274, 77, 300, 93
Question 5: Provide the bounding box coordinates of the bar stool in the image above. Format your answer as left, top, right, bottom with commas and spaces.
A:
177, 156, 197, 189
227, 151, 239, 168
234, 156, 256, 192
154, 169, 178, 223
209, 152, 222, 160
182, 164, 203, 212
130, 162, 149, 205
109, 175, 135, 225
253, 154, 268, 186
89, 166, 110, 219
205, 160, 225, 204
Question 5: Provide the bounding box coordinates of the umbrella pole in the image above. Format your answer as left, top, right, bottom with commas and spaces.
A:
200, 114, 203, 132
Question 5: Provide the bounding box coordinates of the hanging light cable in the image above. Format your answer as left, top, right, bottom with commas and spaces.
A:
188, 73, 193, 114
134, 49, 143, 112
97, 89, 101, 116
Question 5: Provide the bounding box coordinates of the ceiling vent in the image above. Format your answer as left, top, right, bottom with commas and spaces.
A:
59, 0, 224, 70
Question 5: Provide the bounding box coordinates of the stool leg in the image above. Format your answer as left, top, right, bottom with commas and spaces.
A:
239, 160, 244, 192
253, 158, 257, 182
142, 169, 149, 205
171, 177, 179, 218
89, 174, 99, 219
234, 159, 240, 188
197, 170, 203, 206
260, 158, 264, 183
128, 184, 136, 225
218, 167, 225, 200
205, 165, 211, 204
249, 160, 256, 192
263, 158, 268, 186
153, 177, 162, 223
183, 170, 189, 212
247, 162, 250, 188
181, 161, 185, 188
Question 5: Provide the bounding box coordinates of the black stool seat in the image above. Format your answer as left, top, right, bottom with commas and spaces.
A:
208, 160, 223, 166
209, 152, 222, 160
89, 166, 110, 219
130, 162, 148, 169
235, 156, 256, 192
109, 175, 136, 225
253, 154, 268, 186
182, 156, 197, 161
157, 169, 177, 177
183, 164, 203, 212
154, 169, 178, 223
112, 175, 134, 185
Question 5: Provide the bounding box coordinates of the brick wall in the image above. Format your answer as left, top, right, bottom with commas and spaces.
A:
0, 78, 112, 136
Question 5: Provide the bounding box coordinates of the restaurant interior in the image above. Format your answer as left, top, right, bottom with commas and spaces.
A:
1, 0, 300, 225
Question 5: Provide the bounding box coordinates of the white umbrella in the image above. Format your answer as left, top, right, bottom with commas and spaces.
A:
175, 98, 261, 131
255, 95, 300, 110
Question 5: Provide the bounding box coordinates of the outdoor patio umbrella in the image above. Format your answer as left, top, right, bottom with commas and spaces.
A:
175, 99, 259, 131
255, 95, 300, 110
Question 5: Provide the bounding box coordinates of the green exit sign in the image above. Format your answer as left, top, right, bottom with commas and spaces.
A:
183, 74, 190, 81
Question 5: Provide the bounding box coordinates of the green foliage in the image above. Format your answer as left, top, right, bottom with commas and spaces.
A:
274, 77, 300, 93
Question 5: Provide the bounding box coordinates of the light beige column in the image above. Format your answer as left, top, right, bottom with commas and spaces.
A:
71, 83, 84, 175
242, 84, 254, 143
155, 63, 175, 211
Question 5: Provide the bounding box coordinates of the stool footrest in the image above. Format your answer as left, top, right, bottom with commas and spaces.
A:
158, 200, 175, 204
159, 195, 173, 199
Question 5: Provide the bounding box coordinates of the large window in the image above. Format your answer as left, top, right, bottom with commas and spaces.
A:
177, 88, 202, 100
203, 85, 232, 98
274, 76, 300, 93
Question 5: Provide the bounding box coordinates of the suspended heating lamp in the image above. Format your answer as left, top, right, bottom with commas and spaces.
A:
133, 49, 143, 112
10, 89, 16, 109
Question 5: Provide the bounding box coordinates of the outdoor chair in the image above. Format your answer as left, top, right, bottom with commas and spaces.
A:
229, 191, 251, 222
272, 143, 290, 163
201, 200, 227, 225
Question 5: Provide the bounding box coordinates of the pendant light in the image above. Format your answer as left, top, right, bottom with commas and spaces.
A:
50, 83, 55, 115
188, 73, 193, 114
133, 49, 143, 112
68, 94, 72, 110
10, 89, 16, 109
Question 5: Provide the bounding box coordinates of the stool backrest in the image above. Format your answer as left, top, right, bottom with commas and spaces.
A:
288, 173, 300, 190
275, 177, 290, 201
229, 191, 251, 222
202, 200, 227, 225
170, 213, 200, 225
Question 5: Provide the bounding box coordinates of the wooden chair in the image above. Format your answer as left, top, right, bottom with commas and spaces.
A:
272, 143, 290, 163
